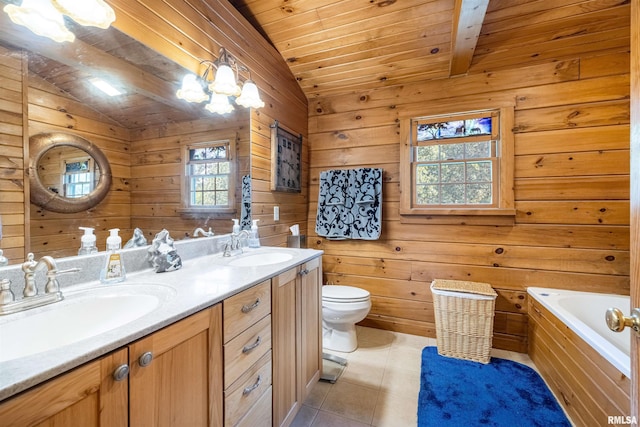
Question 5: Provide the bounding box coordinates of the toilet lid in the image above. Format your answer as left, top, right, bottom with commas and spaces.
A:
322, 285, 370, 302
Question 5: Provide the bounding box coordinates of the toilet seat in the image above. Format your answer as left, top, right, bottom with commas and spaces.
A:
322, 285, 370, 303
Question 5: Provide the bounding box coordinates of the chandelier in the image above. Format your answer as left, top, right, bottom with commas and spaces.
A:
176, 47, 265, 115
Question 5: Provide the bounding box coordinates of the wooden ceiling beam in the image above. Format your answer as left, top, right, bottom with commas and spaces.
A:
0, 10, 195, 114
449, 0, 489, 77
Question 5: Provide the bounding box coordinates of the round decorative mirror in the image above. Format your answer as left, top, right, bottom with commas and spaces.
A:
29, 132, 112, 213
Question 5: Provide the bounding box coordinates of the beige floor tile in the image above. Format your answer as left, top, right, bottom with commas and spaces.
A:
357, 327, 396, 348
372, 391, 418, 427
390, 331, 432, 350
291, 405, 319, 427
380, 365, 421, 401
304, 380, 332, 409
340, 356, 386, 390
311, 410, 372, 427
386, 345, 423, 373
320, 380, 379, 424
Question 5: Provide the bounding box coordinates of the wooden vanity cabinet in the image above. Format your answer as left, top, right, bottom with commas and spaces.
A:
129, 304, 223, 427
0, 304, 223, 427
0, 348, 128, 426
272, 257, 322, 427
222, 279, 273, 427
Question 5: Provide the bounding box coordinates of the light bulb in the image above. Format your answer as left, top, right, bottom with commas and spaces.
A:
236, 80, 265, 109
52, 0, 115, 29
4, 0, 75, 43
210, 64, 241, 96
176, 74, 209, 103
204, 93, 234, 115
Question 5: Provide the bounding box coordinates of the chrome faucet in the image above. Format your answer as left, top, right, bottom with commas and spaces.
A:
193, 227, 214, 237
0, 253, 80, 315
223, 230, 249, 257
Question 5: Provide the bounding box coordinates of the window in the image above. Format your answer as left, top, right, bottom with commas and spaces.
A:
180, 139, 236, 216
62, 157, 94, 198
400, 107, 514, 221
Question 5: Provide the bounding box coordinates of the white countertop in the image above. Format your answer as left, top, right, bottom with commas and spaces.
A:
0, 246, 322, 401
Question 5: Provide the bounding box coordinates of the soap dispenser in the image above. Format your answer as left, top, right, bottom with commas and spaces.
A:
248, 219, 261, 248
78, 227, 98, 255
232, 218, 240, 234
100, 228, 126, 284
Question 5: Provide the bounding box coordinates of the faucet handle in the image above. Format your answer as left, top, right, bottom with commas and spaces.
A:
45, 267, 80, 294
0, 279, 14, 304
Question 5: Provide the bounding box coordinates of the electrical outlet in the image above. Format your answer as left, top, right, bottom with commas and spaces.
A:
274, 206, 280, 221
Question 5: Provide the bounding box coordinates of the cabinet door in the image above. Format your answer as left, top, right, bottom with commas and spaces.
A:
272, 267, 300, 427
299, 257, 322, 399
129, 304, 223, 427
0, 349, 128, 426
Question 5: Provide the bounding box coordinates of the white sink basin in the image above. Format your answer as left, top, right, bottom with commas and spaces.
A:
228, 251, 294, 267
0, 283, 175, 363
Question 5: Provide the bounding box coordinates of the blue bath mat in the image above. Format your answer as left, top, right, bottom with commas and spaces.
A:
418, 347, 571, 427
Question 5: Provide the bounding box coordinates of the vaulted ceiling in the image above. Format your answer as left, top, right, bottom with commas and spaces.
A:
229, 0, 630, 99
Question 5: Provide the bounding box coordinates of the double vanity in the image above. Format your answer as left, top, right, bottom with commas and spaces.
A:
0, 237, 323, 427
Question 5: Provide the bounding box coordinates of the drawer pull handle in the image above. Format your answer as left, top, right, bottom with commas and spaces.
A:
299, 268, 309, 276
242, 375, 262, 396
241, 298, 261, 313
242, 336, 262, 353
112, 364, 129, 381
138, 351, 153, 367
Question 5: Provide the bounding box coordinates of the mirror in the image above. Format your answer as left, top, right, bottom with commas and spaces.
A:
29, 132, 112, 213
0, 20, 250, 260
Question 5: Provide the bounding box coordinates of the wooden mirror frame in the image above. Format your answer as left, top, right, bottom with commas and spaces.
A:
29, 132, 112, 213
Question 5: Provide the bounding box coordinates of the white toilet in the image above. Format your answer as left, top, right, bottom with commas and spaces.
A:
322, 285, 371, 352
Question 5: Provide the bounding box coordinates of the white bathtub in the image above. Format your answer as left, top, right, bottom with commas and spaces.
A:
527, 287, 631, 379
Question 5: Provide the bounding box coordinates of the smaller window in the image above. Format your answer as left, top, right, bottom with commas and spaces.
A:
62, 157, 94, 198
180, 139, 236, 216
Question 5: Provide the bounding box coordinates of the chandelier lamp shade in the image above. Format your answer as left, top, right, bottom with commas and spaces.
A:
176, 47, 265, 114
3, 0, 116, 43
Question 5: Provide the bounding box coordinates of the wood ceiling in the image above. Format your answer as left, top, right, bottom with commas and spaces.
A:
229, 0, 630, 99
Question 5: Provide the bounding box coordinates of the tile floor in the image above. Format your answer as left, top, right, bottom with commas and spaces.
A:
291, 326, 536, 427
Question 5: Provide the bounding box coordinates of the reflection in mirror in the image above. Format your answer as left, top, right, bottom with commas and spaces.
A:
0, 17, 250, 261
29, 132, 112, 214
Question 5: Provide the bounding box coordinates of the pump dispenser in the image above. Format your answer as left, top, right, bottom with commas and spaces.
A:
100, 228, 125, 283
78, 227, 98, 255
232, 219, 240, 234
248, 219, 260, 248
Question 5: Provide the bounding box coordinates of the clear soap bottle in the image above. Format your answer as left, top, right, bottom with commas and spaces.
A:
78, 227, 98, 255
100, 228, 126, 284
248, 219, 260, 248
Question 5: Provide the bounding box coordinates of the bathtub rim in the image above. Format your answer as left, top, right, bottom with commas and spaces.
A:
527, 286, 630, 379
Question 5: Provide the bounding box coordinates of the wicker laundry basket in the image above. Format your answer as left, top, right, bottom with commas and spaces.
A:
431, 279, 498, 364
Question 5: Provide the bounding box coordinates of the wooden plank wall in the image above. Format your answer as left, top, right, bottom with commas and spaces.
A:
27, 74, 132, 258
129, 114, 250, 240
307, 8, 630, 352
0, 45, 26, 264
250, 109, 309, 247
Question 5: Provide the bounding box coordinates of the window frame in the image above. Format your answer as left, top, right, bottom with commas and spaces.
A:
61, 156, 94, 198
400, 107, 515, 222
179, 137, 237, 218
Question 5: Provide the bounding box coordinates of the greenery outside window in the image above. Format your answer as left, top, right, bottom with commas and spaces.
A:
400, 107, 515, 222
180, 139, 236, 216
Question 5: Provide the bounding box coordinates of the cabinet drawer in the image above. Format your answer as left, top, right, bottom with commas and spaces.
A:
224, 315, 271, 388
224, 280, 271, 343
225, 352, 272, 427
235, 386, 272, 427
